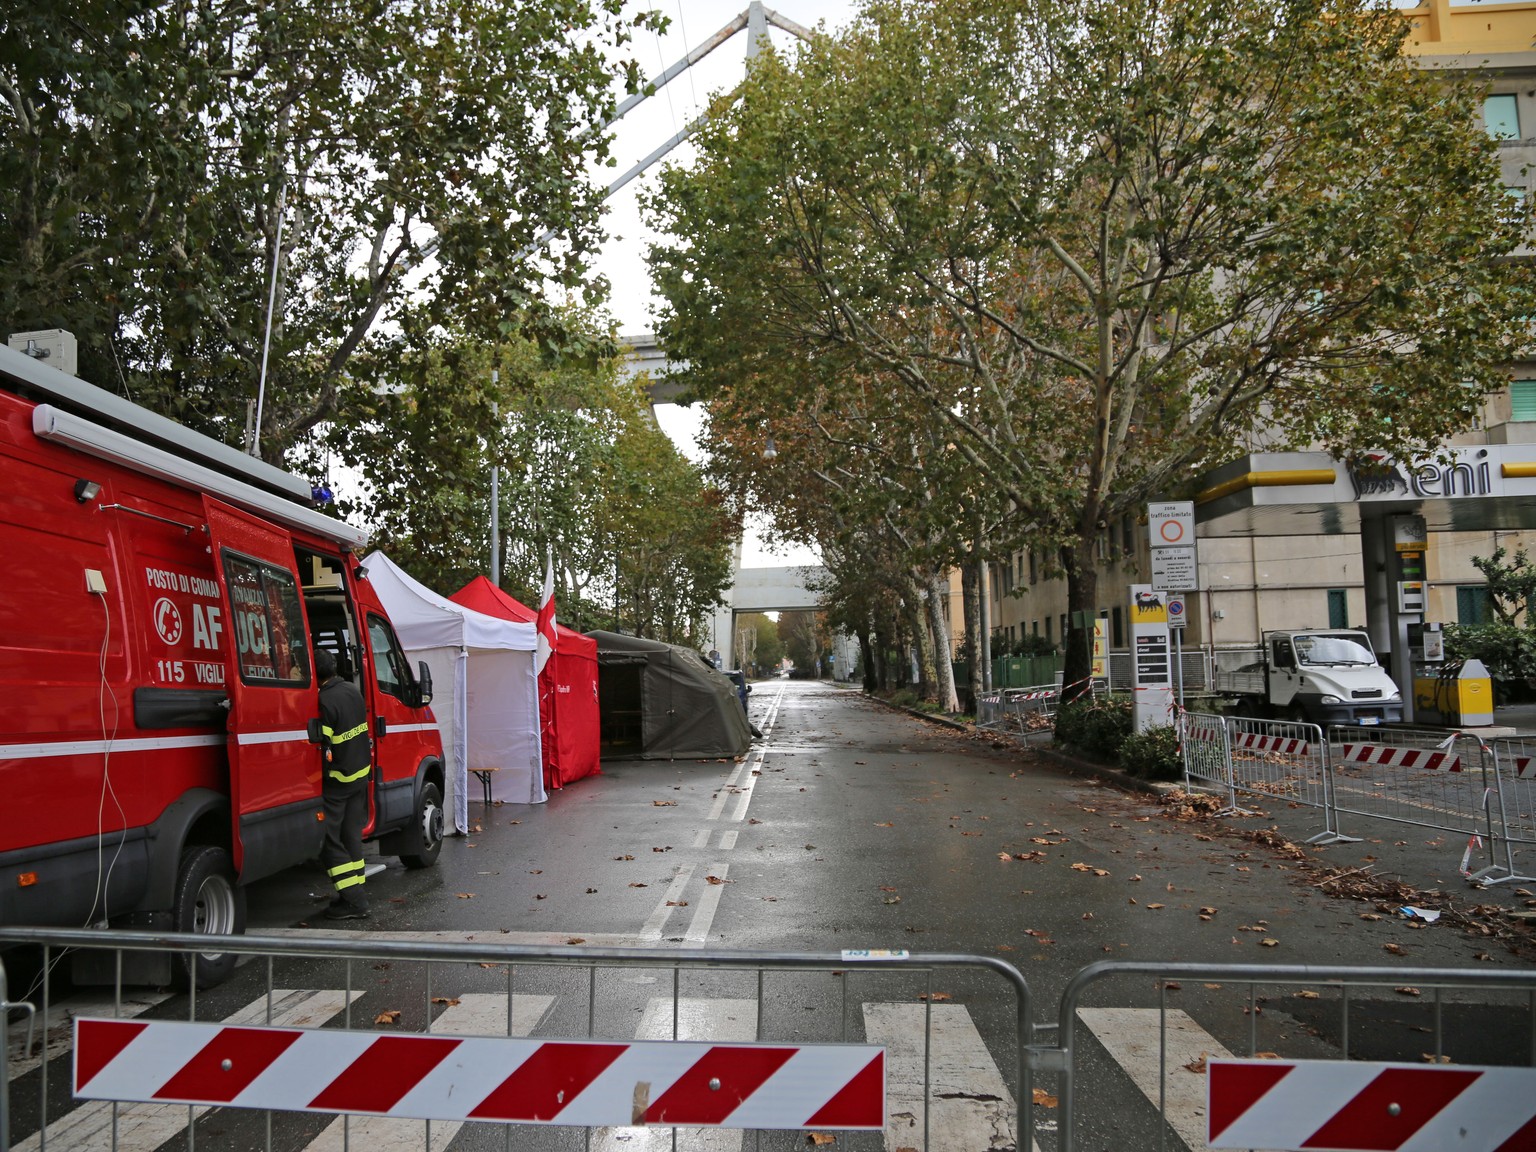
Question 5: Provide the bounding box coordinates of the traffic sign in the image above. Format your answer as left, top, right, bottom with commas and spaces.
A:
1166, 594, 1187, 629
1152, 546, 1199, 591
1148, 501, 1194, 547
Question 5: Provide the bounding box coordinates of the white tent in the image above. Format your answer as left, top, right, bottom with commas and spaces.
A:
363, 552, 544, 831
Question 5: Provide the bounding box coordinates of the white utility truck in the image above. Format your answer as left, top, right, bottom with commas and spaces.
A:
1212, 630, 1403, 726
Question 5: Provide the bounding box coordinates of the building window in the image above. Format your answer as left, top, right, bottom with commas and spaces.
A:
1512, 380, 1536, 423
1485, 93, 1520, 140
1112, 606, 1123, 647
1028, 549, 1037, 585
1327, 589, 1349, 629
1045, 617, 1052, 645
1457, 586, 1490, 626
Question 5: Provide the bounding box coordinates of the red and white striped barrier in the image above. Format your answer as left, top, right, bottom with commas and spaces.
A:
1340, 743, 1462, 773
1208, 1058, 1536, 1150
73, 1018, 884, 1129
1232, 732, 1311, 756
1501, 754, 1536, 780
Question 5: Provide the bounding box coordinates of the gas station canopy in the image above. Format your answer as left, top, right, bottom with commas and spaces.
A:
1192, 447, 1536, 536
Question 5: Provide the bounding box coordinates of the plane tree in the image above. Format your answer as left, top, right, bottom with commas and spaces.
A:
647, 0, 1536, 695
2, 0, 662, 461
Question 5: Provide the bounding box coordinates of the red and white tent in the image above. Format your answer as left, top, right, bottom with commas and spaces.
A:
450, 576, 601, 789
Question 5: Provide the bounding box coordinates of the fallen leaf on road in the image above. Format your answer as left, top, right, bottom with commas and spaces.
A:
666, 900, 689, 907
374, 1010, 401, 1025
585, 888, 598, 894
1147, 903, 1165, 910
1199, 907, 1218, 916
1184, 1054, 1207, 1074
1032, 1087, 1059, 1107
807, 1135, 836, 1147
884, 896, 901, 904
535, 894, 546, 900
749, 818, 762, 824
653, 846, 672, 852
567, 937, 586, 945
1294, 990, 1321, 999
1384, 942, 1406, 955
875, 822, 893, 827
918, 992, 952, 1002
653, 800, 677, 807
1260, 939, 1279, 947
1360, 913, 1382, 921
1129, 874, 1143, 882
431, 997, 460, 1006
615, 855, 635, 861
629, 882, 648, 888
879, 886, 898, 891
1396, 986, 1421, 996
456, 893, 475, 899
706, 875, 732, 885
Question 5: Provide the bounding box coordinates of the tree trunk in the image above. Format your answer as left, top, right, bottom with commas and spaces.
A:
858, 629, 877, 692
906, 589, 933, 700
1059, 537, 1099, 703
927, 568, 961, 712
961, 560, 982, 712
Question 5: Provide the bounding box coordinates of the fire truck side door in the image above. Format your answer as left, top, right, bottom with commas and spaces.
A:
202, 497, 323, 880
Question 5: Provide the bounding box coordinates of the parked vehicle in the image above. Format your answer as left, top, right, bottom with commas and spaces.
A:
1212, 629, 1403, 725
0, 343, 445, 987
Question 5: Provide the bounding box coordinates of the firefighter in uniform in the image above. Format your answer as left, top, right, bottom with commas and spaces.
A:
315, 648, 372, 919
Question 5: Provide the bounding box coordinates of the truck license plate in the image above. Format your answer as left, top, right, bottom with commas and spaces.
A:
1358, 716, 1380, 725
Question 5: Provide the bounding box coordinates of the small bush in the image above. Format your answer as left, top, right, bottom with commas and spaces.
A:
1119, 725, 1182, 781
1053, 695, 1132, 759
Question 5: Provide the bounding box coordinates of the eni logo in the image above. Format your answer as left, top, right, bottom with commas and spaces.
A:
153, 597, 184, 646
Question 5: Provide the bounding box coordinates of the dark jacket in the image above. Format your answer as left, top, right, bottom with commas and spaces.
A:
319, 676, 371, 786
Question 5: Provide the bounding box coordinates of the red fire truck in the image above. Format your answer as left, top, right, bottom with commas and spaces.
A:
0, 341, 446, 986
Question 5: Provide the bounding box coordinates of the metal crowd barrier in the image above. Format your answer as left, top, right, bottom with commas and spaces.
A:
0, 927, 1032, 1152
1484, 735, 1536, 885
976, 682, 1061, 738
1180, 714, 1536, 881
1054, 960, 1536, 1152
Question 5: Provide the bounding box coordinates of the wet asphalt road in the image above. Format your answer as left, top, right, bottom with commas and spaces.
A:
11, 679, 1534, 1152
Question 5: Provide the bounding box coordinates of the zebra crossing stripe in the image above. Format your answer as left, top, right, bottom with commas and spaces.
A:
864, 1003, 1028, 1152
1077, 1007, 1283, 1152
15, 989, 358, 1152
6, 989, 171, 1083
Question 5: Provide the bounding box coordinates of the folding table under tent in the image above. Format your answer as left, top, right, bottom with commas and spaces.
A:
362, 552, 544, 832
450, 576, 601, 791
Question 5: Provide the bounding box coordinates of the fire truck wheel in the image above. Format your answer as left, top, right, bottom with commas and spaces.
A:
171, 845, 247, 990
400, 781, 444, 870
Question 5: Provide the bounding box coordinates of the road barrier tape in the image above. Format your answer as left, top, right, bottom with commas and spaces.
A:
1231, 732, 1311, 757
1339, 743, 1461, 773
73, 1018, 885, 1129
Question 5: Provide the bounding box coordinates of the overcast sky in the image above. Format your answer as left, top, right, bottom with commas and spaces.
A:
593, 1, 859, 567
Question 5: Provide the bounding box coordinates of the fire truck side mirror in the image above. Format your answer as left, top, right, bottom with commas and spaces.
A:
415, 661, 434, 708
306, 718, 324, 745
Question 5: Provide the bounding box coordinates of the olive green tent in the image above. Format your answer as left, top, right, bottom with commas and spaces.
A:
586, 631, 751, 760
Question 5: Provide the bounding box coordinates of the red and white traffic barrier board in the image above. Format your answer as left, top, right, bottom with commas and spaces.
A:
1340, 743, 1462, 773
1208, 1058, 1536, 1150
73, 1018, 884, 1129
1232, 732, 1311, 756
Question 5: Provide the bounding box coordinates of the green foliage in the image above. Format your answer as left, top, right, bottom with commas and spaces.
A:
1052, 695, 1133, 759
2, 1, 661, 462
328, 322, 736, 643
648, 0, 1536, 698
1119, 725, 1183, 781
1444, 547, 1536, 696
